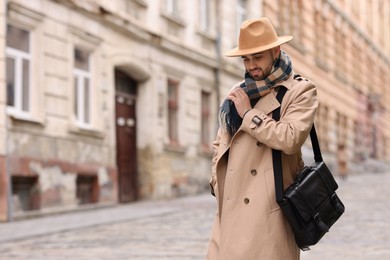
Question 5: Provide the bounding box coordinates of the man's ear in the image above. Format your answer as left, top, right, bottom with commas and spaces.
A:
272, 46, 281, 59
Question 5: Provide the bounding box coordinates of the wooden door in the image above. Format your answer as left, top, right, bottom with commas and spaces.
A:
115, 71, 138, 202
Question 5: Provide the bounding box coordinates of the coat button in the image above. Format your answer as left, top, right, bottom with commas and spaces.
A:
250, 169, 257, 176
244, 198, 250, 204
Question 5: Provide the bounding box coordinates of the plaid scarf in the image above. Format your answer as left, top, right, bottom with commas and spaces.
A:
219, 50, 293, 136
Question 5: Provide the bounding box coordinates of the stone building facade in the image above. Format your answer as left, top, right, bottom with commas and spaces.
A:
0, 0, 389, 221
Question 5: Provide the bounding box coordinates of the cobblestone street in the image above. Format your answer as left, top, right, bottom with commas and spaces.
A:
0, 172, 389, 260
301, 171, 390, 260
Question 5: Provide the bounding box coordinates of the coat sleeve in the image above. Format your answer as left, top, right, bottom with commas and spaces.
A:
211, 127, 222, 176
209, 127, 222, 196
240, 81, 318, 154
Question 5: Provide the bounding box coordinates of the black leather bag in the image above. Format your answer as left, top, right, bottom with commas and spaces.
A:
277, 158, 345, 250
272, 87, 345, 250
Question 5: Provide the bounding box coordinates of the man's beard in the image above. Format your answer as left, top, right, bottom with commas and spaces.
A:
248, 54, 278, 81
249, 69, 266, 81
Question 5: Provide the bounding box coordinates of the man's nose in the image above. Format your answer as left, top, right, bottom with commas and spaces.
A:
248, 58, 256, 69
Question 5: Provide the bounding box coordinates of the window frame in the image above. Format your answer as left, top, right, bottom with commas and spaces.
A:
236, 0, 247, 37
73, 48, 92, 128
200, 90, 211, 148
6, 4, 45, 124
68, 27, 103, 136
165, 0, 178, 15
199, 0, 210, 32
5, 25, 32, 116
167, 79, 179, 145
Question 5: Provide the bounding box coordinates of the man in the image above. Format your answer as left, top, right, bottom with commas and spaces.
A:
207, 17, 318, 259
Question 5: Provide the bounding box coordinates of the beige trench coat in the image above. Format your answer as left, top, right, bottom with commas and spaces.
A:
207, 74, 318, 260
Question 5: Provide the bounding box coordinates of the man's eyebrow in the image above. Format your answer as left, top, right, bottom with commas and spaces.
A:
241, 52, 263, 59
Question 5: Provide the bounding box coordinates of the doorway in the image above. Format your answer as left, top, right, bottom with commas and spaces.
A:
115, 70, 138, 203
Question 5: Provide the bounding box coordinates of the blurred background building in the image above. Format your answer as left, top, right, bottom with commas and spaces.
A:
0, 0, 389, 221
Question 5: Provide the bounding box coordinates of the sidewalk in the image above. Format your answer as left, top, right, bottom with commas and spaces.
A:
0, 193, 216, 243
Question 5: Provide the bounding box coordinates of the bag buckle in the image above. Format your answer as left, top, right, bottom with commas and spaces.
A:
313, 213, 329, 232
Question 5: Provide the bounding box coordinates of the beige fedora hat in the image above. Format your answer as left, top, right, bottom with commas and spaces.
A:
225, 17, 293, 57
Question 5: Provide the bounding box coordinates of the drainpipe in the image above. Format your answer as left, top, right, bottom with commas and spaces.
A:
214, 0, 222, 130
3, 0, 13, 222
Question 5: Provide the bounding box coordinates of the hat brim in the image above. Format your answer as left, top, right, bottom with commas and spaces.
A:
225, 35, 293, 57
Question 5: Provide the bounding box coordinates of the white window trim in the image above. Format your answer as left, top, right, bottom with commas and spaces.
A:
73, 67, 91, 128
166, 0, 178, 15
69, 27, 102, 135
161, 0, 186, 27
199, 0, 209, 32
6, 45, 32, 118
6, 4, 45, 125
236, 0, 247, 40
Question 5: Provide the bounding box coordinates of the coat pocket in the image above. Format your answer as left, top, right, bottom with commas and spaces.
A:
264, 168, 280, 212
209, 176, 217, 197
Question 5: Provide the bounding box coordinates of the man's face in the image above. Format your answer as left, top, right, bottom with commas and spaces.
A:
241, 48, 279, 80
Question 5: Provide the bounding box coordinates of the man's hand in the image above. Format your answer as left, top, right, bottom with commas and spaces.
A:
227, 87, 252, 118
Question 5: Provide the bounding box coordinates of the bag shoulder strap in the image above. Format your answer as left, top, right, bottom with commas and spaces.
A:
271, 80, 323, 204
310, 125, 323, 162
274, 86, 288, 119
272, 86, 288, 204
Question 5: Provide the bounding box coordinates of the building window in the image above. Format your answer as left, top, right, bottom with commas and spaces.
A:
280, 0, 303, 42
314, 6, 329, 70
340, 31, 347, 77
12, 176, 40, 211
351, 0, 360, 20
76, 175, 98, 205
162, 0, 185, 38
73, 48, 91, 126
125, 0, 148, 20
351, 42, 362, 89
199, 0, 211, 32
236, 0, 247, 36
336, 112, 348, 146
6, 24, 31, 113
168, 79, 179, 144
316, 104, 330, 152
166, 0, 178, 15
334, 24, 347, 80
201, 91, 211, 148
353, 120, 364, 161
280, 0, 289, 32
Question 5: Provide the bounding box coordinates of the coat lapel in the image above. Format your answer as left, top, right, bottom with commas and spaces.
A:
253, 90, 280, 116
250, 74, 295, 117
